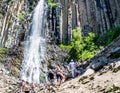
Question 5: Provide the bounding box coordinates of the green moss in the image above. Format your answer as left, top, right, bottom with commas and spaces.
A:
18, 12, 27, 22
0, 48, 9, 54
60, 44, 72, 50
0, 48, 9, 61
47, 0, 57, 7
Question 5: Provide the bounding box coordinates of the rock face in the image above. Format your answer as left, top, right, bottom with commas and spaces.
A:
0, 0, 26, 48
52, 0, 120, 43
0, 0, 39, 48
89, 36, 120, 70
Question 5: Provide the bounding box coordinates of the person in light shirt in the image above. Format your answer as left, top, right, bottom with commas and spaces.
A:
68, 59, 80, 78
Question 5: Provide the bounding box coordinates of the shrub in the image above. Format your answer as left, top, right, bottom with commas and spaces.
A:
61, 25, 120, 62
94, 25, 120, 46
69, 28, 97, 61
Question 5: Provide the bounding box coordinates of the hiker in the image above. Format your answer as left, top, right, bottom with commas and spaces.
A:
19, 79, 27, 92
30, 82, 35, 91
56, 66, 65, 85
47, 69, 56, 85
68, 59, 80, 78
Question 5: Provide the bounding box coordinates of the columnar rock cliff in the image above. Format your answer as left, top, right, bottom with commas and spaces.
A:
0, 0, 39, 48
1, 0, 120, 46
0, 0, 26, 48
54, 0, 120, 43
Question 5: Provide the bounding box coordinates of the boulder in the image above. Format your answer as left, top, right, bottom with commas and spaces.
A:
82, 68, 95, 76
114, 61, 120, 69
91, 61, 105, 71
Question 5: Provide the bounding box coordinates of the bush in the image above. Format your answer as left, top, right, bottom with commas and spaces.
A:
69, 28, 97, 61
61, 25, 120, 62
94, 25, 120, 46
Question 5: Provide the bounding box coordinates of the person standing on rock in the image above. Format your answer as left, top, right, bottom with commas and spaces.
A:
68, 59, 79, 78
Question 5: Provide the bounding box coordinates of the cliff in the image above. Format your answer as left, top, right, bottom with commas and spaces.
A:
53, 0, 120, 43
1, 0, 120, 47
0, 0, 40, 48
0, 0, 120, 92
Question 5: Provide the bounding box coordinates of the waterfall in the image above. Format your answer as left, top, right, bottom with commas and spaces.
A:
21, 0, 47, 84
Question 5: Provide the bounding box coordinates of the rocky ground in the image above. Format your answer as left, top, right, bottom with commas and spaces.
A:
0, 61, 120, 93
54, 67, 120, 93
1, 37, 120, 93
0, 63, 20, 93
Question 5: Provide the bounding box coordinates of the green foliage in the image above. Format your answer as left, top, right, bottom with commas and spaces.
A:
113, 68, 119, 73
47, 0, 57, 7
61, 25, 120, 61
107, 85, 120, 93
0, 48, 9, 61
0, 48, 8, 54
60, 44, 72, 50
69, 28, 97, 61
18, 12, 27, 22
94, 25, 120, 46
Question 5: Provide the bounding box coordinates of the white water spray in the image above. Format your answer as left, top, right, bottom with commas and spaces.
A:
21, 0, 47, 84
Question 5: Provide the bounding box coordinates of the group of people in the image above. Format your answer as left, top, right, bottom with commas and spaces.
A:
47, 59, 81, 85
19, 80, 35, 93
19, 59, 81, 92
47, 66, 65, 85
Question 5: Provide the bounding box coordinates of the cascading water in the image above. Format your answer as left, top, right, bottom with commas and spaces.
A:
21, 0, 47, 84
